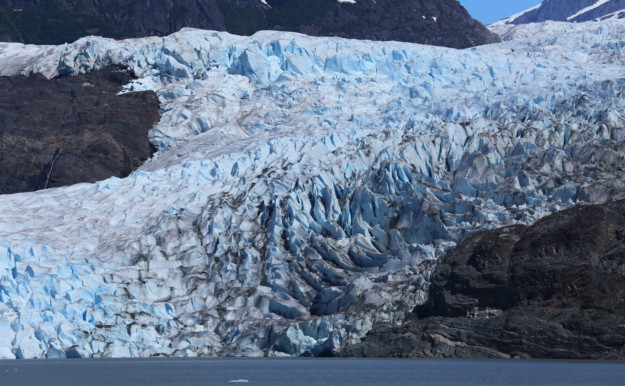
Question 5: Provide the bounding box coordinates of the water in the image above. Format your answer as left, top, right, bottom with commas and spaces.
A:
1, 358, 624, 385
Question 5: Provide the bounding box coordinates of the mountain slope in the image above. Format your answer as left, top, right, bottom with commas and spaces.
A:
0, 17, 623, 358
0, 0, 499, 48
494, 0, 625, 25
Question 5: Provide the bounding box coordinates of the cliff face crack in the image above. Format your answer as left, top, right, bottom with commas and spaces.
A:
44, 138, 67, 189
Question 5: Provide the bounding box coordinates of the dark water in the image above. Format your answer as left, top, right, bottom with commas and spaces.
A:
1, 358, 624, 385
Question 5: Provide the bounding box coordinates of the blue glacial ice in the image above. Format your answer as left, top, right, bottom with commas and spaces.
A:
0, 19, 624, 358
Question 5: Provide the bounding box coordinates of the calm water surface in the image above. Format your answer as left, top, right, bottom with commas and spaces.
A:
1, 358, 624, 385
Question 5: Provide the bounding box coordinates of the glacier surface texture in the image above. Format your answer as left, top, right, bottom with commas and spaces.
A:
0, 19, 624, 358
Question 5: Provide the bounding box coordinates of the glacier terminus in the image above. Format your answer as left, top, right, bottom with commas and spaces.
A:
0, 16, 624, 358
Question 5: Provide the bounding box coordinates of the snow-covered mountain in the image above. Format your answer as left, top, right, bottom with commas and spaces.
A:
493, 0, 625, 26
0, 17, 624, 358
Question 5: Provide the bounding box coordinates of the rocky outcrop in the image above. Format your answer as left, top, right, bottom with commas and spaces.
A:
0, 67, 159, 194
0, 0, 499, 48
342, 199, 625, 359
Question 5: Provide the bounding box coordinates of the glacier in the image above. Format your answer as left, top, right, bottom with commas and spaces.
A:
0, 18, 624, 358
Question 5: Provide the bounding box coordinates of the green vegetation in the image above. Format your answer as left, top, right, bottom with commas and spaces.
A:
0, 6, 23, 42
171, 5, 190, 20
266, 0, 335, 31
217, 1, 265, 36
0, 4, 126, 44
0, 0, 487, 47
217, 0, 343, 37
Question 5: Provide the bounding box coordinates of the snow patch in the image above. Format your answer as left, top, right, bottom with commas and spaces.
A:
568, 0, 612, 20
490, 3, 542, 26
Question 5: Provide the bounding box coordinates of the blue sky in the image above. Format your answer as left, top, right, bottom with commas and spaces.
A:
459, 0, 542, 25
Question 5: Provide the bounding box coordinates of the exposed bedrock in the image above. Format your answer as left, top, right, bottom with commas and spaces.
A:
342, 199, 625, 359
0, 67, 160, 194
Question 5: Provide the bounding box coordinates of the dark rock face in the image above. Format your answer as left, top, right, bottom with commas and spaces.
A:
0, 68, 160, 195
264, 0, 500, 48
342, 200, 625, 359
508, 0, 625, 24
0, 0, 499, 48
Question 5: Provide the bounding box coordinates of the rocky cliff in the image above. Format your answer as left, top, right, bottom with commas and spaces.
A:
343, 199, 625, 359
0, 68, 160, 194
0, 0, 499, 48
